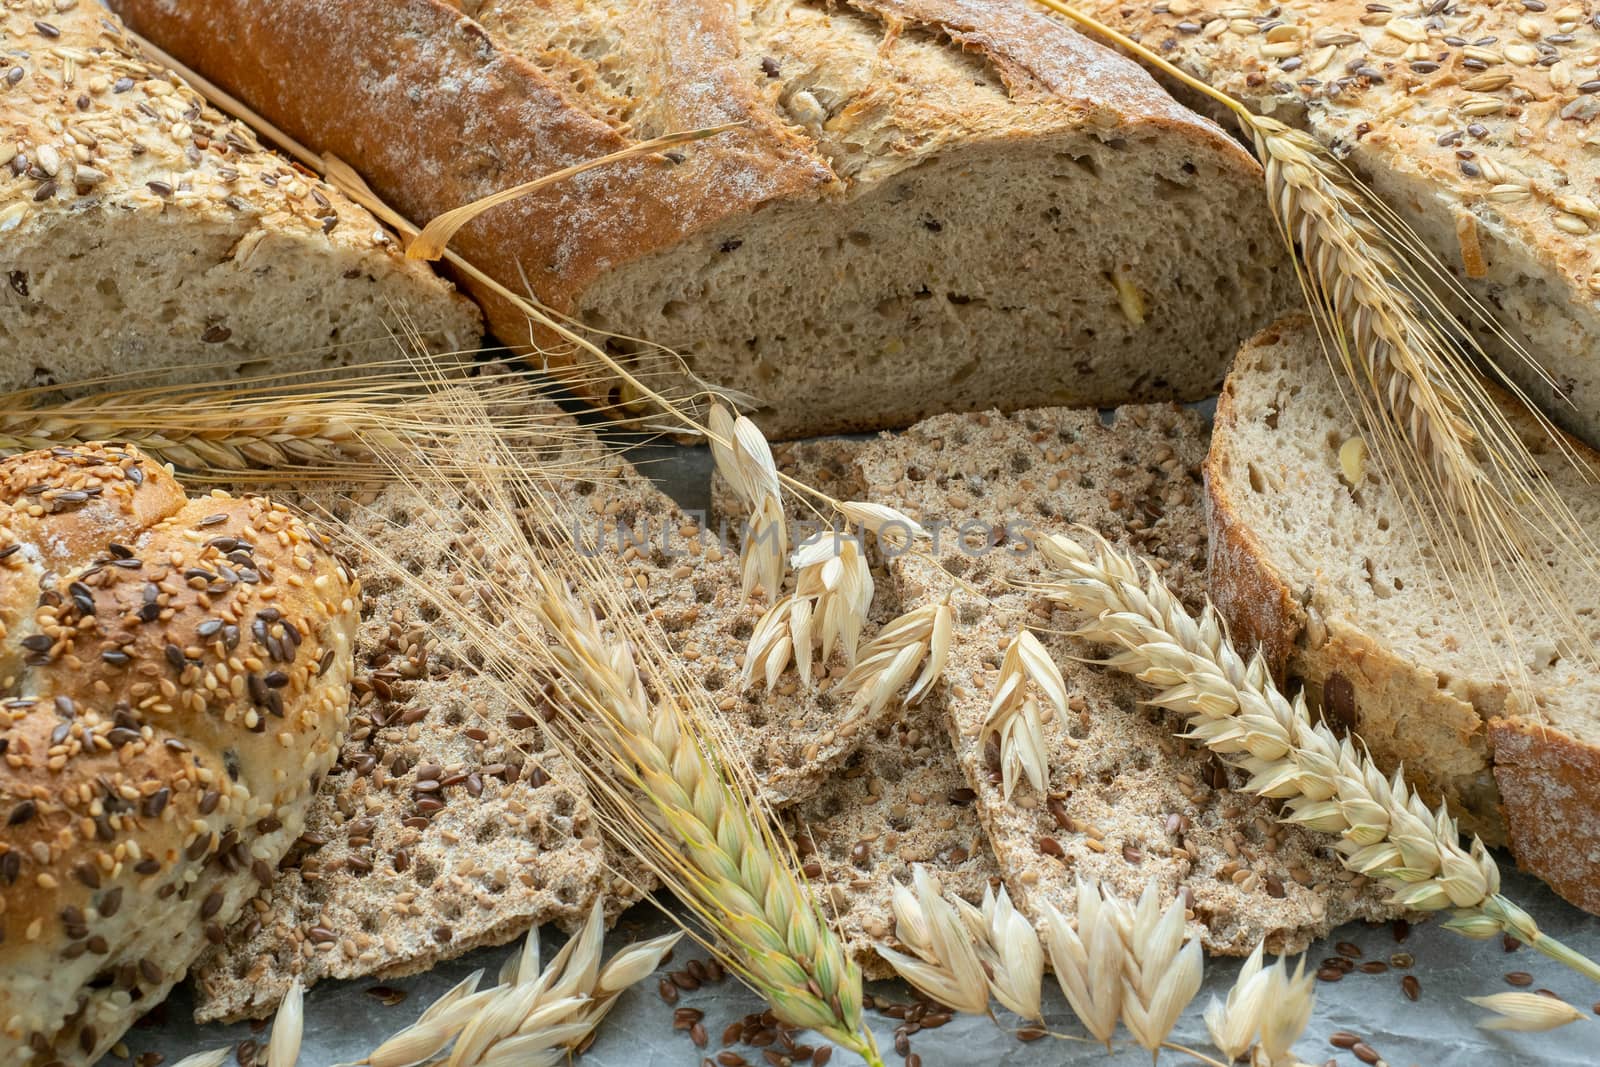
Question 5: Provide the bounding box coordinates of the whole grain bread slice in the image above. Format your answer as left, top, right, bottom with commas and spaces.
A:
855, 405, 1396, 955
0, 4, 479, 396
1207, 315, 1600, 913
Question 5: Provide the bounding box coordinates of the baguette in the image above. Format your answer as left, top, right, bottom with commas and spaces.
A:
110, 0, 1295, 438
1207, 314, 1600, 911
0, 444, 358, 1065
0, 3, 479, 396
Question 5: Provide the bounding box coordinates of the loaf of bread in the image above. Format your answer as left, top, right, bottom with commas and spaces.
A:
0, 3, 480, 396
1074, 0, 1600, 449
1207, 315, 1600, 911
0, 445, 358, 1065
110, 0, 1296, 438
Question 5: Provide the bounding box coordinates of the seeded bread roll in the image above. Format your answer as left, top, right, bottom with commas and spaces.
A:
0, 3, 480, 396
1073, 0, 1600, 448
0, 445, 358, 1065
110, 0, 1294, 438
1207, 315, 1600, 910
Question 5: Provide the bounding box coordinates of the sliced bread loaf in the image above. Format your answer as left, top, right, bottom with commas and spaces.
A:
112, 0, 1294, 437
1075, 0, 1600, 448
855, 405, 1396, 954
0, 4, 479, 395
1207, 315, 1600, 911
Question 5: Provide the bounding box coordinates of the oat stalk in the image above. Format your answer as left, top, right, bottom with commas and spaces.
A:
982, 630, 1069, 800
1034, 530, 1600, 984
833, 596, 952, 718
709, 402, 789, 600
339, 382, 882, 1066
342, 900, 675, 1067
1467, 992, 1589, 1032
1203, 942, 1316, 1066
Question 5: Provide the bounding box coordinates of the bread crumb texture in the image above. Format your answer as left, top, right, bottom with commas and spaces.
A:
0, 0, 478, 396
1208, 314, 1600, 911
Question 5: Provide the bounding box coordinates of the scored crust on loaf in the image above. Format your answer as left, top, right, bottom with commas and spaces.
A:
112, 0, 1294, 438
1207, 314, 1600, 910
0, 446, 358, 1066
855, 405, 1395, 956
1074, 0, 1600, 447
0, 3, 479, 396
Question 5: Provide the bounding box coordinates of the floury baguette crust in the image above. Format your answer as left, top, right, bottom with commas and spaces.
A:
0, 2, 480, 395
111, 0, 1295, 438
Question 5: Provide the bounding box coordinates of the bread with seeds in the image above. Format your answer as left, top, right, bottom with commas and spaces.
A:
854, 405, 1396, 956
1073, 0, 1600, 447
0, 3, 479, 396
0, 444, 358, 1066
1207, 314, 1600, 911
111, 0, 1293, 438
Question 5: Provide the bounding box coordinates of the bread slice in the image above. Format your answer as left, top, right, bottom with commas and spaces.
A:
1072, 0, 1600, 448
0, 6, 479, 396
855, 405, 1395, 955
1207, 315, 1600, 911
111, 0, 1295, 438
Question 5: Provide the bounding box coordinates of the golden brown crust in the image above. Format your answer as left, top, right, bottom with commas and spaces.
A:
1490, 716, 1600, 915
110, 0, 1271, 427
0, 445, 358, 1066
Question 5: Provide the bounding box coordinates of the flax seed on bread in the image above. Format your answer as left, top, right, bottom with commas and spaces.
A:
189, 473, 615, 1022
1207, 314, 1600, 912
855, 404, 1396, 954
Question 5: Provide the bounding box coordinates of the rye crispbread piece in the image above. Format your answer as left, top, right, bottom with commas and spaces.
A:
194, 424, 902, 1018
190, 461, 628, 1021
854, 404, 1397, 956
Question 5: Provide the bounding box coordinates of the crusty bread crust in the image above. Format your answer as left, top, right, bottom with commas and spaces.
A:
110, 0, 1292, 438
1207, 315, 1600, 913
0, 446, 358, 1065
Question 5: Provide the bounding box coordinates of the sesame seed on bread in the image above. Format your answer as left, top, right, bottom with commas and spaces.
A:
0, 3, 479, 396
0, 444, 359, 1065
853, 404, 1397, 956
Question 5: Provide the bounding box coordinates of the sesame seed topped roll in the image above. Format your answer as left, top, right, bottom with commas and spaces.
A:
0, 443, 358, 1066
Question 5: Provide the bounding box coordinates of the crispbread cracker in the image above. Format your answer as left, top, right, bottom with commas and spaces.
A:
855, 405, 1396, 955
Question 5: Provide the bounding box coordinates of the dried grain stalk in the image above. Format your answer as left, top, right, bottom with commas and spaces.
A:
0, 359, 617, 482
1034, 529, 1600, 983
339, 901, 675, 1067
335, 380, 882, 1066
1036, 0, 1600, 687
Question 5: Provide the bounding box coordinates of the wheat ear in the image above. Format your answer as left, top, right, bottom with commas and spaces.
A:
336, 381, 882, 1066
0, 361, 601, 481
1037, 0, 1600, 688
1033, 530, 1600, 984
